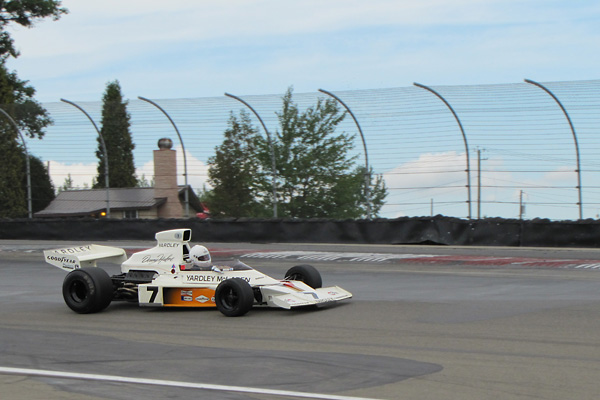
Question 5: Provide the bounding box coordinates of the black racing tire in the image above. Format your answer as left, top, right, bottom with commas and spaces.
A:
285, 264, 322, 289
62, 267, 114, 314
215, 278, 254, 317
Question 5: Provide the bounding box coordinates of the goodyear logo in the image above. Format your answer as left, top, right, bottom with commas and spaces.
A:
46, 255, 78, 268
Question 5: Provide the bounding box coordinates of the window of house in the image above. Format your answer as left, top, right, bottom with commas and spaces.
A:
123, 210, 138, 219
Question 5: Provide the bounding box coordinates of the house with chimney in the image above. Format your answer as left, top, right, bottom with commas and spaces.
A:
35, 138, 207, 219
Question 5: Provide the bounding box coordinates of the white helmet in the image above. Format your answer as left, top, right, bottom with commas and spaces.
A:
190, 245, 211, 267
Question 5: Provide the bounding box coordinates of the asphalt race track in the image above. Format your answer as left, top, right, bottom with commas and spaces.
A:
1, 240, 600, 399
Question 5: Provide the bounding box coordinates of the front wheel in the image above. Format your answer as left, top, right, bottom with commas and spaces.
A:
215, 278, 254, 317
62, 267, 114, 314
284, 264, 322, 289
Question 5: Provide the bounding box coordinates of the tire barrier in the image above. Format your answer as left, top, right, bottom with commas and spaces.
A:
1, 216, 599, 247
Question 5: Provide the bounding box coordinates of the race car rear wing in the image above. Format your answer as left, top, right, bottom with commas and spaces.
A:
44, 245, 127, 272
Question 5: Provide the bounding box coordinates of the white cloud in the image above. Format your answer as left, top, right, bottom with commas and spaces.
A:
379, 151, 517, 218
138, 145, 211, 190
383, 151, 467, 190
378, 151, 586, 219
48, 145, 210, 192
542, 166, 578, 185
48, 160, 96, 189
177, 146, 211, 190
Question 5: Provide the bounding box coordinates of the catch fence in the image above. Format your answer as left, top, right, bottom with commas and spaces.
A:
18, 79, 600, 220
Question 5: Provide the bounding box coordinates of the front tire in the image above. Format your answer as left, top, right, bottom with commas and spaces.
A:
285, 264, 322, 289
215, 278, 254, 317
62, 267, 114, 314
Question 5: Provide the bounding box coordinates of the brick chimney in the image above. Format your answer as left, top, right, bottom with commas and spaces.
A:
154, 138, 184, 218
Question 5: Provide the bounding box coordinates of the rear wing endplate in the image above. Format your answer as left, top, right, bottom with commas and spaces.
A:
44, 244, 127, 272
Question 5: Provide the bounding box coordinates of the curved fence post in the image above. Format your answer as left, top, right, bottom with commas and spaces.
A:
318, 89, 372, 219
524, 79, 583, 220
138, 96, 190, 217
224, 93, 278, 218
60, 99, 111, 218
0, 108, 32, 218
413, 83, 472, 219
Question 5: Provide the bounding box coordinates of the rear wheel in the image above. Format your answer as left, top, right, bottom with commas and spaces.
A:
285, 264, 322, 289
62, 267, 114, 314
215, 278, 254, 317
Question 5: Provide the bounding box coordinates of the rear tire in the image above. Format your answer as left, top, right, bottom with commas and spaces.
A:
215, 278, 254, 317
285, 264, 322, 289
62, 267, 114, 314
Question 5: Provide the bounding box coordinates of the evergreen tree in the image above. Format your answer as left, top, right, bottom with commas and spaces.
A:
58, 174, 74, 192
0, 60, 53, 217
22, 154, 55, 213
206, 110, 269, 217
0, 112, 26, 217
93, 80, 136, 188
136, 174, 154, 188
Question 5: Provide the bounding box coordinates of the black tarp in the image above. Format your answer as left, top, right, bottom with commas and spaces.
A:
2, 216, 600, 247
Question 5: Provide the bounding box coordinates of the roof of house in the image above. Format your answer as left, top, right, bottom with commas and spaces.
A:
36, 186, 205, 218
35, 187, 166, 217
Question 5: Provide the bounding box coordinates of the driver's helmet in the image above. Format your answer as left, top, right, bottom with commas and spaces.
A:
190, 245, 211, 267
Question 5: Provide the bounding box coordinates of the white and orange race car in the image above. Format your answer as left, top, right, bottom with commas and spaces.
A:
43, 229, 352, 317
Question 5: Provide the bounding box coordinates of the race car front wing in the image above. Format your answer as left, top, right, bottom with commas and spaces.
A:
261, 285, 352, 309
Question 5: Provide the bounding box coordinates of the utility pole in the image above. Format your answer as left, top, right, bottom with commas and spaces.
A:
477, 149, 481, 219
519, 190, 525, 219
476, 148, 487, 219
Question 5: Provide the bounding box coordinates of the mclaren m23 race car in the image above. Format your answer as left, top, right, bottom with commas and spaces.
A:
44, 229, 352, 317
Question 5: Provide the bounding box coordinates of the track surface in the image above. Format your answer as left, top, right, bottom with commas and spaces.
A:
1, 241, 600, 399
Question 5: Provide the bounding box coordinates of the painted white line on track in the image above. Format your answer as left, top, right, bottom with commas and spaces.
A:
242, 250, 600, 270
244, 251, 437, 262
0, 366, 379, 400
574, 263, 600, 269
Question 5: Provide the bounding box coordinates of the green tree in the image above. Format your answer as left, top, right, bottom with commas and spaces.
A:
58, 174, 74, 192
0, 111, 26, 217
22, 154, 55, 213
136, 174, 154, 188
255, 87, 387, 219
0, 1, 63, 139
0, 57, 54, 218
0, 1, 66, 217
93, 80, 137, 188
0, 1, 68, 58
326, 166, 387, 219
206, 110, 269, 217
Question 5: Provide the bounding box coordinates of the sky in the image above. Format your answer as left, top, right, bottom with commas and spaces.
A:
7, 0, 600, 102
5, 0, 600, 219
